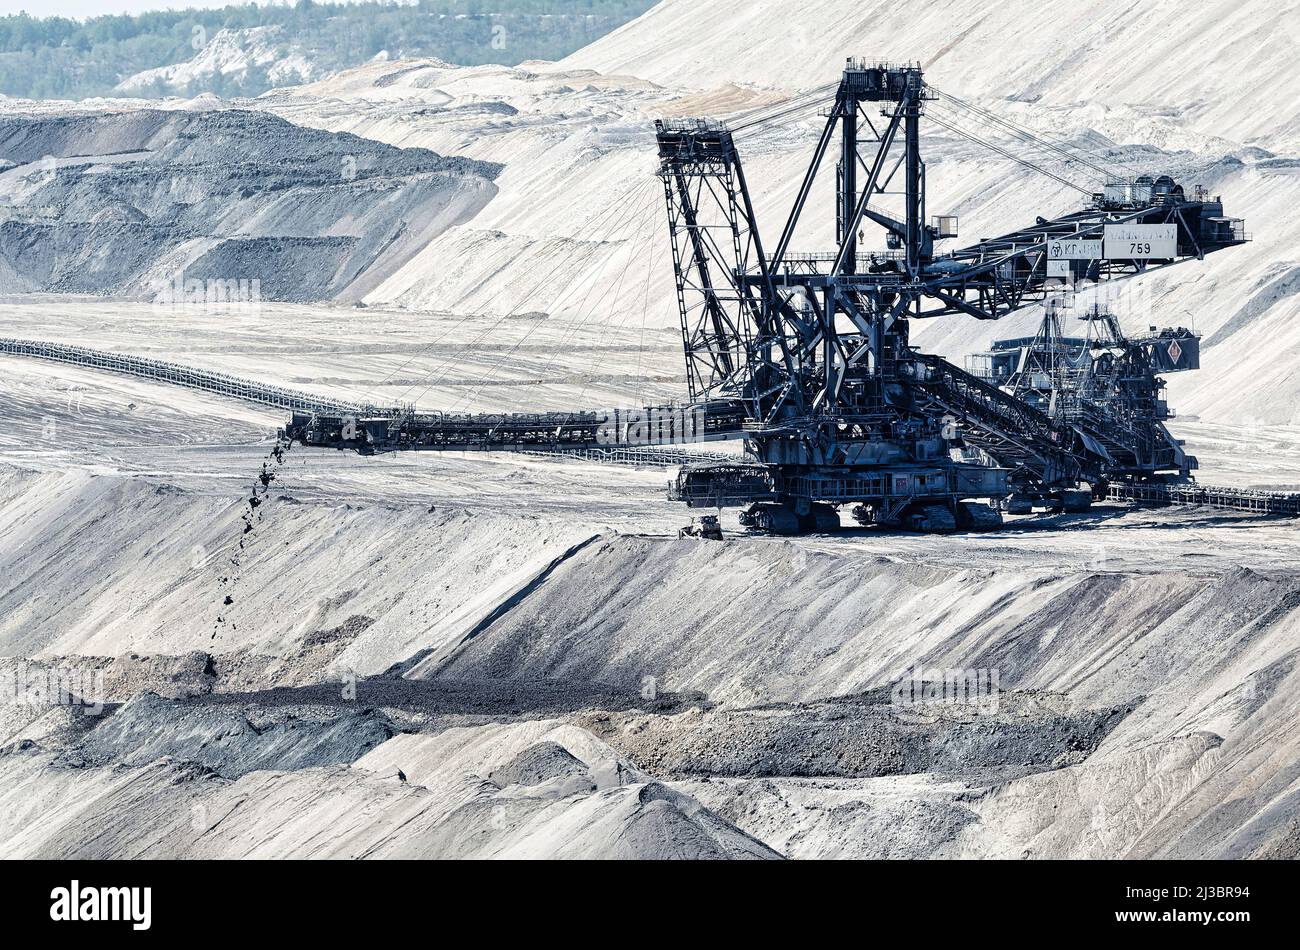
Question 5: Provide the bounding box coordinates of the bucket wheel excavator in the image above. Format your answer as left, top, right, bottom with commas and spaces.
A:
285, 59, 1291, 534
656, 60, 1248, 533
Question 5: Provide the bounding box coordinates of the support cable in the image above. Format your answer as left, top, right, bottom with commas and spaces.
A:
454, 178, 662, 411
407, 177, 658, 410
926, 110, 1097, 197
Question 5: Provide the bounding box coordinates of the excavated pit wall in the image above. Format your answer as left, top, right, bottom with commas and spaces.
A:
0, 110, 501, 301
2, 465, 1296, 712
2, 463, 1298, 858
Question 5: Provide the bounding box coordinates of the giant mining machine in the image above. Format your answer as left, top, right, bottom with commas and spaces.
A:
287, 60, 1298, 534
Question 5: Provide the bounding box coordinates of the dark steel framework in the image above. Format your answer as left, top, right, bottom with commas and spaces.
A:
274, 60, 1297, 532
656, 60, 1250, 530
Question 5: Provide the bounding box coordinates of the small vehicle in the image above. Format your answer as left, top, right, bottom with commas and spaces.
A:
678, 515, 724, 541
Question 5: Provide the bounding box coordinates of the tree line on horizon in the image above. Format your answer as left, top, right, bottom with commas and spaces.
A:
0, 0, 653, 100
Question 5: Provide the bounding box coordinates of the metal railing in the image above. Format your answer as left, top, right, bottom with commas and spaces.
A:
1108, 481, 1300, 516
521, 446, 736, 468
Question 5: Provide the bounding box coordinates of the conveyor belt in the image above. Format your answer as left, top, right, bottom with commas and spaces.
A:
0, 337, 374, 416
1107, 481, 1300, 516
0, 336, 745, 465
907, 352, 1102, 487
284, 402, 749, 455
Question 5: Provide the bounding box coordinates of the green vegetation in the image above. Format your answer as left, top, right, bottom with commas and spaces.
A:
0, 0, 653, 100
